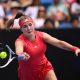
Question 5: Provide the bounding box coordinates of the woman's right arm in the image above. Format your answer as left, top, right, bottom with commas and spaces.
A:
15, 39, 30, 60
15, 39, 24, 55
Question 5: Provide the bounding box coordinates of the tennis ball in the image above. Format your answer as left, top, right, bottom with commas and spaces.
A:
0, 51, 7, 59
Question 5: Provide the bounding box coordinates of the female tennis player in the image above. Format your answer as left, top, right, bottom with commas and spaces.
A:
6, 11, 80, 80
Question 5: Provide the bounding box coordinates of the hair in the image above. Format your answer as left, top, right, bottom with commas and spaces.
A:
6, 11, 31, 30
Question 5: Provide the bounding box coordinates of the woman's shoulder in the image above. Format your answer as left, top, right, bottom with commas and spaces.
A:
35, 31, 45, 40
36, 30, 44, 34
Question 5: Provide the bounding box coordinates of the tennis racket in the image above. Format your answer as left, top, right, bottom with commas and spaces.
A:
0, 43, 24, 68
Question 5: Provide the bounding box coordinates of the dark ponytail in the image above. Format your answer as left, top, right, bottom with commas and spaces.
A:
5, 19, 14, 30
15, 11, 25, 19
6, 11, 25, 30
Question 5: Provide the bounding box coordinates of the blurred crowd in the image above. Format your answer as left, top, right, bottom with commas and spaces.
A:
0, 0, 80, 29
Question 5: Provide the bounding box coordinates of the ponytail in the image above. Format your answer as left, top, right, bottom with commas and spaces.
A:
5, 19, 14, 30
15, 11, 25, 19
5, 11, 25, 30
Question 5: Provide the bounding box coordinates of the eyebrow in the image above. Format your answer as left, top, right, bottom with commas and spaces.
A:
22, 23, 32, 27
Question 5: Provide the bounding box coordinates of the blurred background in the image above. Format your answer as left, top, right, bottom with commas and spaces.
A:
0, 0, 80, 29
0, 0, 80, 80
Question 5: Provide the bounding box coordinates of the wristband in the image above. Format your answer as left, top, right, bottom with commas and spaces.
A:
18, 54, 25, 59
71, 46, 78, 52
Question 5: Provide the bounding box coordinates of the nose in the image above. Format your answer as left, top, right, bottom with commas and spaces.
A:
27, 26, 31, 30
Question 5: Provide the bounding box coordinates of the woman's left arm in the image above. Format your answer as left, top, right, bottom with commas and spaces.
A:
43, 32, 80, 56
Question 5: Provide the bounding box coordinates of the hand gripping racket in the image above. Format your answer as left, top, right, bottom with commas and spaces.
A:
0, 43, 25, 68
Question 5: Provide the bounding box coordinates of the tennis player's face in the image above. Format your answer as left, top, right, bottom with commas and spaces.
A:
20, 22, 35, 35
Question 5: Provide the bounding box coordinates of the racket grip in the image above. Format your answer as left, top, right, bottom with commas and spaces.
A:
17, 54, 25, 59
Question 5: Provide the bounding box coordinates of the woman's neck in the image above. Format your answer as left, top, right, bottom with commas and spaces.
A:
24, 32, 36, 41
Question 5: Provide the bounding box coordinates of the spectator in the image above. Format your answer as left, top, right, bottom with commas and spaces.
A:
44, 18, 54, 29
61, 0, 76, 9
18, 0, 33, 11
7, 1, 21, 19
71, 16, 80, 28
25, 0, 40, 20
47, 0, 70, 28
34, 5, 46, 29
71, 0, 80, 15
0, 2, 5, 29
40, 0, 53, 9
70, 0, 80, 28
10, 1, 21, 29
4, 1, 21, 29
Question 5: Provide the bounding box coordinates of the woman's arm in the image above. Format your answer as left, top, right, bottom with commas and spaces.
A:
15, 39, 24, 54
43, 32, 80, 55
15, 39, 30, 59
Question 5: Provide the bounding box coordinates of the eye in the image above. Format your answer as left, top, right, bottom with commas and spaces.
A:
23, 25, 28, 28
28, 23, 32, 26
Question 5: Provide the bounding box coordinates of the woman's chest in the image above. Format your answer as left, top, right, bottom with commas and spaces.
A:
24, 38, 46, 57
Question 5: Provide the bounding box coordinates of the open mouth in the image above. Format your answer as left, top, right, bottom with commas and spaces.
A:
27, 31, 32, 33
